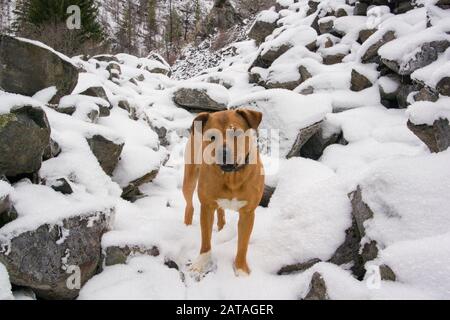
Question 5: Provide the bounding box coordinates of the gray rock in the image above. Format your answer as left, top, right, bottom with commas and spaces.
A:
286, 122, 323, 159
394, 0, 416, 14
50, 178, 73, 195
414, 86, 439, 102
79, 87, 112, 117
351, 69, 373, 92
361, 240, 379, 263
87, 135, 124, 176
248, 20, 278, 45
121, 169, 160, 202
106, 62, 121, 81
259, 185, 275, 208
278, 258, 321, 276
382, 40, 450, 75
323, 53, 346, 65
335, 8, 348, 17
173, 88, 228, 112
349, 186, 374, 238
300, 129, 347, 160
118, 100, 138, 120
380, 264, 396, 281
354, 1, 368, 16
0, 209, 113, 299
104, 245, 160, 267
0, 35, 79, 104
304, 272, 329, 300
329, 217, 365, 279
266, 65, 312, 90
0, 193, 18, 228
397, 83, 421, 108
407, 119, 450, 153
43, 138, 62, 161
358, 29, 376, 44
92, 54, 119, 63
319, 20, 334, 35
436, 77, 450, 97
361, 30, 396, 64
0, 106, 51, 178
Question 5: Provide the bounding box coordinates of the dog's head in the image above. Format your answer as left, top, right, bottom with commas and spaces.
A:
191, 109, 263, 172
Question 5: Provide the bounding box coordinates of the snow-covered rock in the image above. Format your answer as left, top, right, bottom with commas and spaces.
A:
0, 35, 79, 103
172, 83, 229, 112
0, 104, 51, 178
230, 89, 332, 158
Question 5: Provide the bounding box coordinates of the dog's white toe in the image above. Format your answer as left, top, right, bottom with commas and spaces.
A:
188, 252, 214, 280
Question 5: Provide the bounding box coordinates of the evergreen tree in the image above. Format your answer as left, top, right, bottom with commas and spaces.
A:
13, 0, 104, 55
14, 0, 103, 42
116, 0, 138, 54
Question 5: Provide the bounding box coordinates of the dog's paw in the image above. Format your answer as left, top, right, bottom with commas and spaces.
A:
188, 252, 215, 281
233, 262, 251, 277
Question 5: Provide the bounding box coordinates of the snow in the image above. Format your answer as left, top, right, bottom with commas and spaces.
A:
79, 256, 185, 300
0, 181, 115, 240
256, 8, 279, 24
407, 97, 450, 125
0, 262, 13, 300
361, 150, 450, 247
0, 91, 43, 114
378, 75, 399, 94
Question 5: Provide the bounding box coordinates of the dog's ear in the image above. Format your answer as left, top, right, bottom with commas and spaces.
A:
191, 112, 209, 133
236, 109, 263, 130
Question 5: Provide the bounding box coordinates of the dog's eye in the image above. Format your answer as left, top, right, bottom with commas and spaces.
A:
210, 136, 216, 142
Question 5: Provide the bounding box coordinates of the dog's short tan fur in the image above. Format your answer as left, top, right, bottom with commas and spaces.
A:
183, 109, 265, 276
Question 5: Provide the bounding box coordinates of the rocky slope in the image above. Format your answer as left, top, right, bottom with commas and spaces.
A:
1, 0, 450, 300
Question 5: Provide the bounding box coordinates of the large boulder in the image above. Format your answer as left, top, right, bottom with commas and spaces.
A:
0, 210, 113, 299
248, 10, 279, 45
0, 35, 78, 103
173, 86, 228, 112
265, 65, 312, 90
286, 122, 323, 158
407, 119, 450, 153
300, 129, 346, 161
381, 40, 450, 75
0, 106, 51, 178
361, 30, 396, 64
87, 135, 124, 176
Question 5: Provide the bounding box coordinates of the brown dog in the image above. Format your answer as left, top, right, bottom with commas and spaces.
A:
183, 109, 265, 276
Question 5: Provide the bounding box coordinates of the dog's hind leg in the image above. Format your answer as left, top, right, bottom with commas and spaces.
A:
217, 209, 226, 231
183, 163, 199, 226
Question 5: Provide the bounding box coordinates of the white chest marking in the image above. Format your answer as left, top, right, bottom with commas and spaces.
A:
216, 198, 248, 211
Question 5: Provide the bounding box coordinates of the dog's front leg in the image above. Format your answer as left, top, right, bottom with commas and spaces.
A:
234, 209, 255, 276
189, 204, 215, 275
